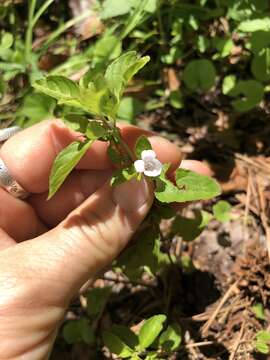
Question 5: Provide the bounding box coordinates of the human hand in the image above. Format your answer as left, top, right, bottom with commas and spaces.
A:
0, 120, 210, 359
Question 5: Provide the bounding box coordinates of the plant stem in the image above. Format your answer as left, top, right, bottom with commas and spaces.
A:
39, 11, 91, 54
25, 0, 37, 63
101, 117, 136, 162
32, 0, 54, 27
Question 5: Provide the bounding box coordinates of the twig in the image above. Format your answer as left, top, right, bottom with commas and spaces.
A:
229, 319, 246, 360
185, 341, 214, 349
256, 175, 270, 261
102, 275, 156, 289
202, 279, 240, 336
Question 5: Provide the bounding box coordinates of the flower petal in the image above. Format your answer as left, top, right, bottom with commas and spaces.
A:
141, 149, 156, 161
134, 159, 145, 173
144, 159, 163, 177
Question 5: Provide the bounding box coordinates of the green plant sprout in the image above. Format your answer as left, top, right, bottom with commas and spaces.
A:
33, 51, 220, 204
103, 314, 182, 359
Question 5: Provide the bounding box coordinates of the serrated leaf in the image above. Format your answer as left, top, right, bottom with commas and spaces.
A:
103, 331, 134, 358
229, 80, 264, 112
105, 51, 150, 100
138, 315, 166, 350
159, 323, 182, 351
135, 135, 152, 158
183, 59, 216, 92
117, 96, 144, 124
213, 200, 232, 223
49, 141, 93, 199
19, 92, 56, 124
33, 76, 81, 105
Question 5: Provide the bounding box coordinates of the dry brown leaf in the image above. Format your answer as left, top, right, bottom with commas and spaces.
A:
69, 0, 104, 39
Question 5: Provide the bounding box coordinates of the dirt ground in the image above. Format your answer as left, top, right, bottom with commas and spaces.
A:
51, 100, 270, 359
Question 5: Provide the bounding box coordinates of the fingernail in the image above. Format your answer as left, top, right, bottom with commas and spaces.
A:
113, 178, 150, 212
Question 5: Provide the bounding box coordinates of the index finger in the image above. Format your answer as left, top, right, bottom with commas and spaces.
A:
0, 120, 182, 193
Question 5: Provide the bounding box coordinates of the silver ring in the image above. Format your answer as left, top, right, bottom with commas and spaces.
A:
0, 126, 21, 143
0, 159, 29, 199
0, 126, 29, 200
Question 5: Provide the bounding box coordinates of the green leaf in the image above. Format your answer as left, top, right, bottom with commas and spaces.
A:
138, 314, 166, 350
213, 200, 232, 223
229, 80, 264, 112
183, 59, 216, 92
18, 92, 56, 124
135, 135, 152, 158
169, 90, 184, 109
107, 144, 124, 164
172, 210, 212, 241
105, 51, 150, 100
238, 18, 270, 32
63, 114, 88, 133
250, 31, 270, 55
256, 330, 270, 342
222, 75, 237, 95
213, 37, 233, 58
155, 167, 221, 204
86, 287, 111, 318
176, 169, 221, 201
1, 32, 13, 49
92, 32, 122, 63
117, 96, 144, 124
101, 0, 131, 19
197, 35, 210, 53
110, 325, 139, 349
111, 167, 137, 186
63, 319, 95, 345
103, 331, 134, 358
128, 0, 157, 13
117, 227, 169, 279
33, 76, 81, 106
159, 323, 182, 351
49, 141, 93, 199
251, 48, 270, 81
86, 121, 107, 140
255, 341, 269, 354
252, 303, 266, 321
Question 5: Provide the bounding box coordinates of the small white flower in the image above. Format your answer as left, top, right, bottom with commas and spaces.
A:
134, 150, 163, 177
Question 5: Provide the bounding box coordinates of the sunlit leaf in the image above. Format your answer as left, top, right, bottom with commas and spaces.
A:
213, 200, 232, 222
103, 331, 134, 358
105, 51, 150, 100
49, 141, 93, 199
138, 314, 166, 350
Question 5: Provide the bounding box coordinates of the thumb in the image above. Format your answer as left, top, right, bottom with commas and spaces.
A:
0, 178, 153, 305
